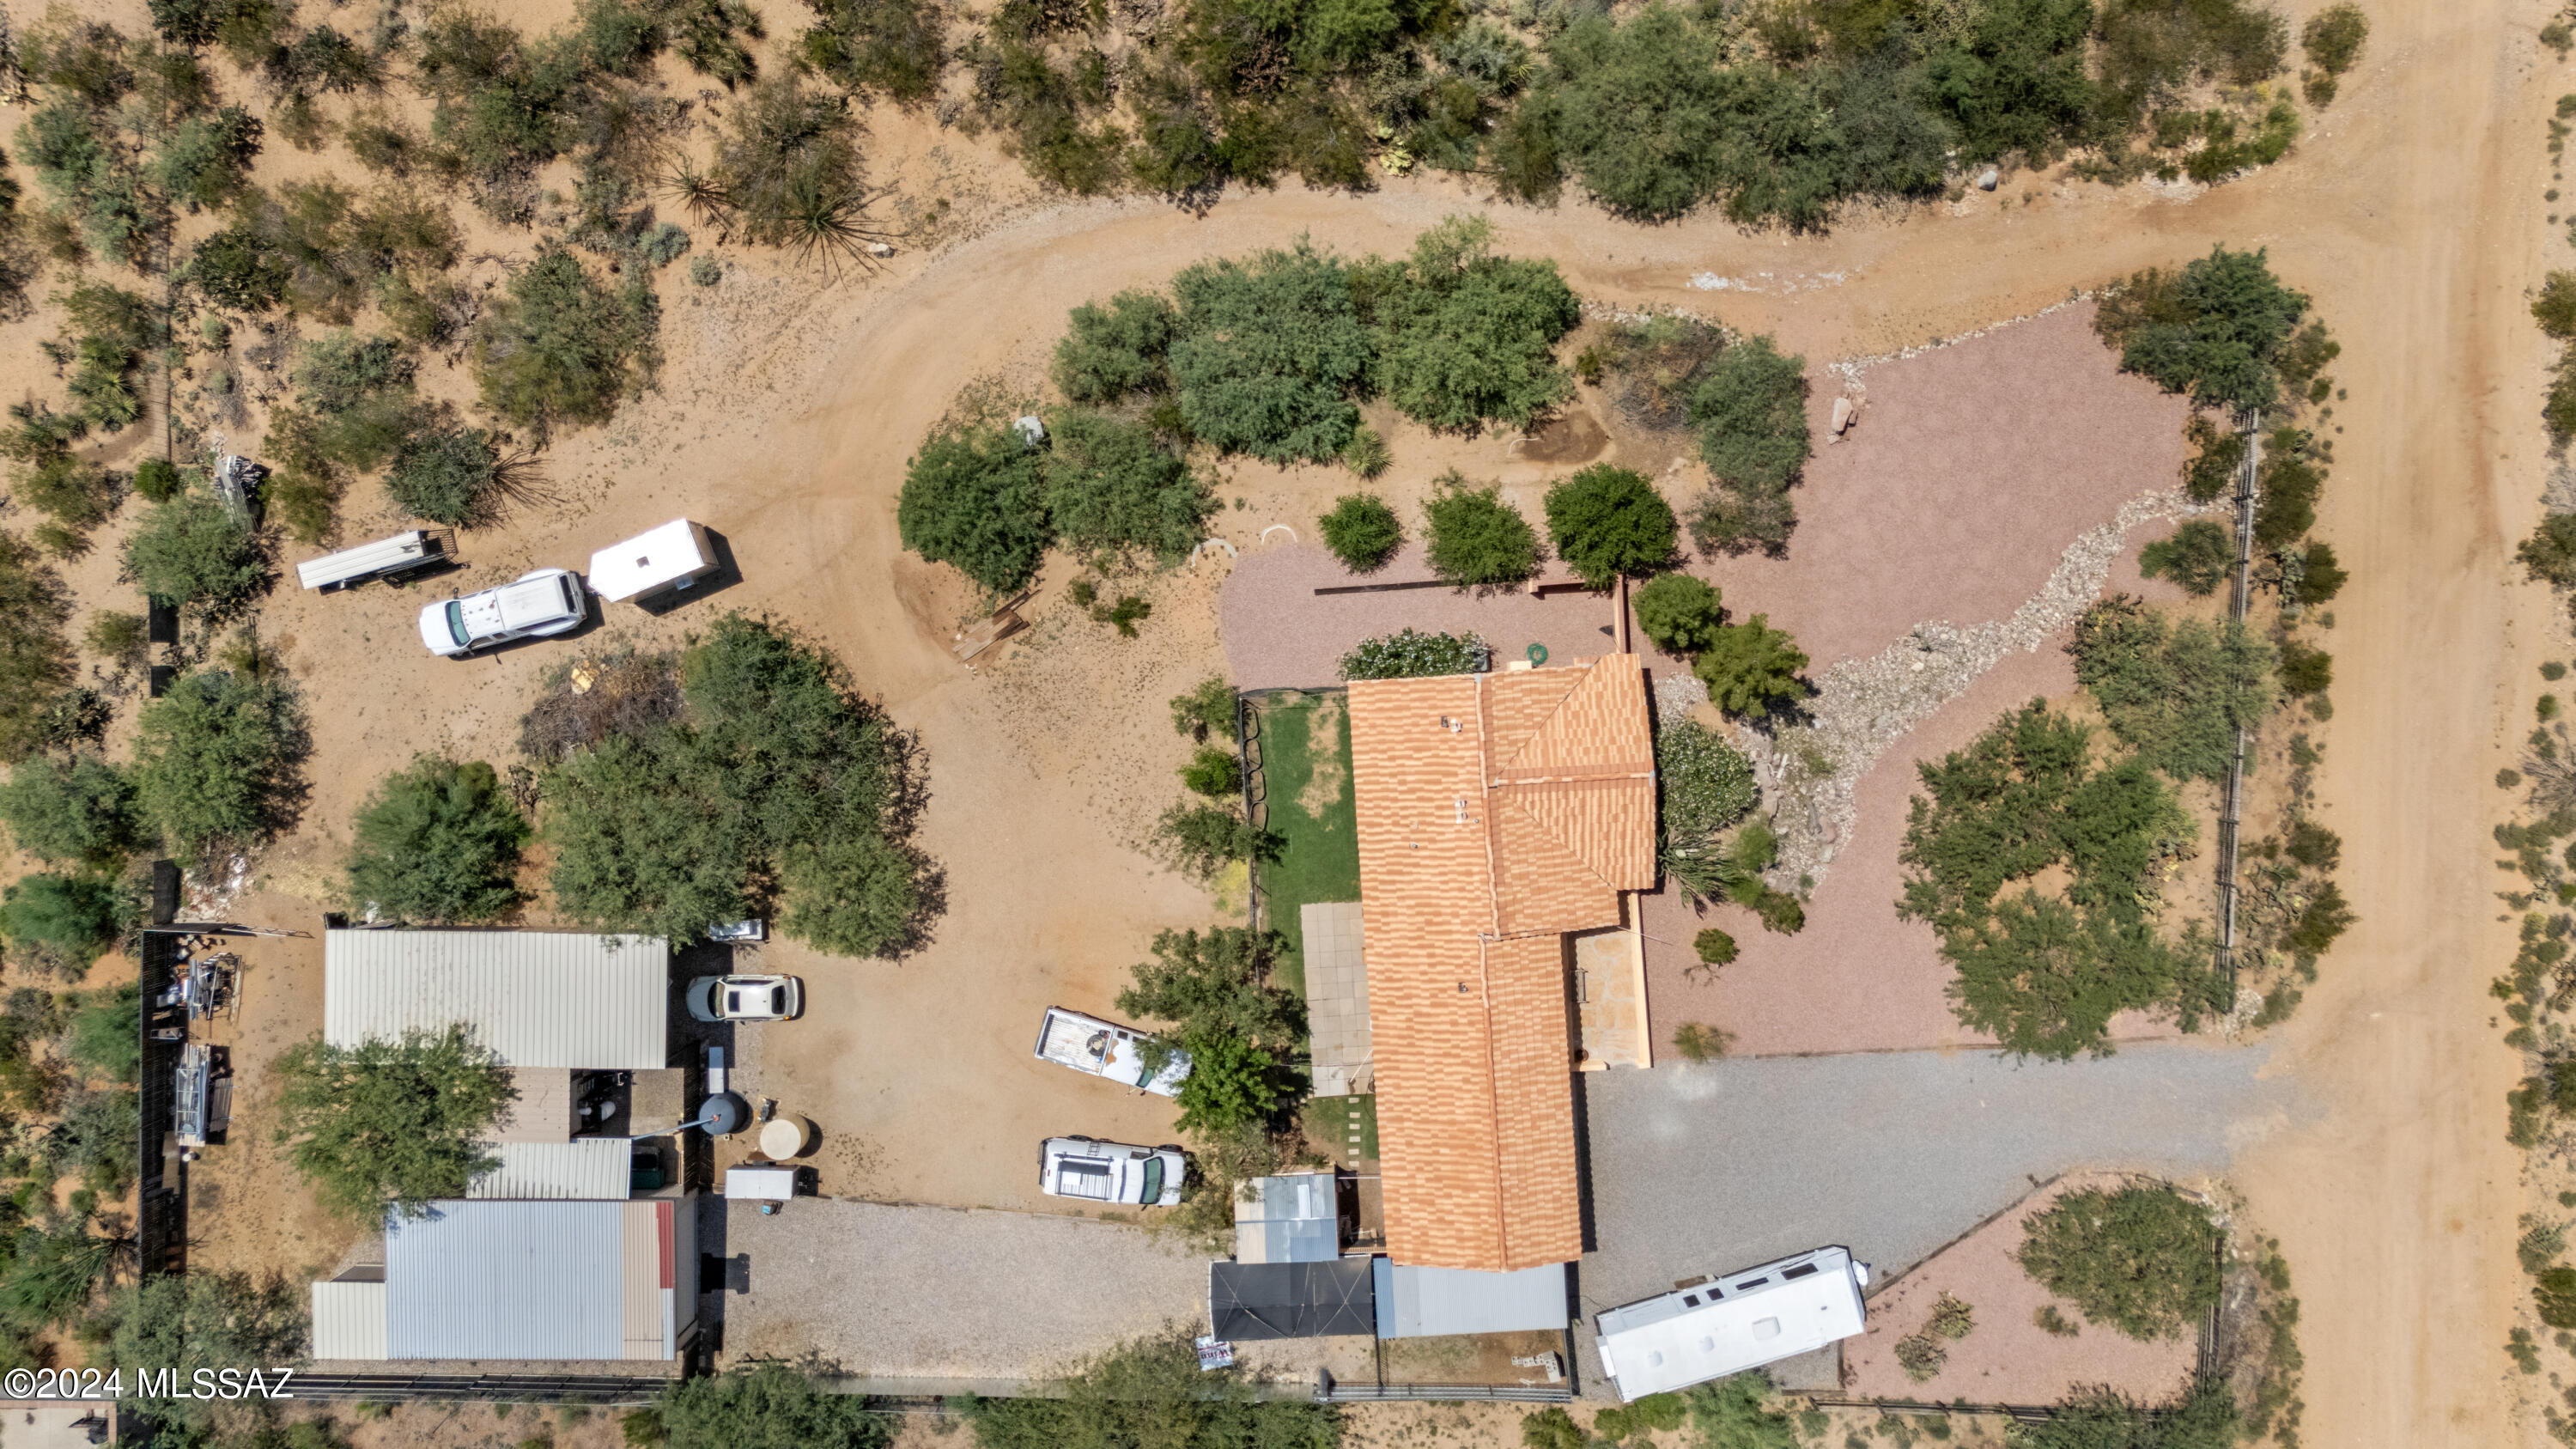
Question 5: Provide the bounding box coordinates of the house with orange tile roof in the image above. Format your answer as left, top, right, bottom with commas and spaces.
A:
1347, 651, 1658, 1274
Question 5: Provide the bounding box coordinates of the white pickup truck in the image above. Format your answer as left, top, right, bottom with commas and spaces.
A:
1034, 1007, 1191, 1097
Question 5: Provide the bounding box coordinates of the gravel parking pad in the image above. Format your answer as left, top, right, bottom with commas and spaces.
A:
1572, 1043, 2293, 1391
717, 1198, 1208, 1384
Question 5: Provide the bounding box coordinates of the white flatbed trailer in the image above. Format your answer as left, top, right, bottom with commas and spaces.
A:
1034, 1006, 1190, 1096
296, 528, 458, 592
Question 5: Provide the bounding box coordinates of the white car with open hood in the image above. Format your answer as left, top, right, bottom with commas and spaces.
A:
419, 568, 587, 657
1038, 1137, 1184, 1207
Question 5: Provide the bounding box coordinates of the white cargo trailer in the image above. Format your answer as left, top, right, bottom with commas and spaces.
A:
587, 519, 719, 604
296, 528, 458, 592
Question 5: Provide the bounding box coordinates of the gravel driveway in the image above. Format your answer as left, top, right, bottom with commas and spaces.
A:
1572, 1041, 2295, 1386
713, 1197, 1208, 1389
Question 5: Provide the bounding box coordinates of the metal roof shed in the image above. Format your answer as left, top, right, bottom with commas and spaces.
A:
1234, 1172, 1342, 1263
373, 1199, 696, 1361
323, 929, 667, 1068
1210, 1259, 1376, 1341
1371, 1259, 1568, 1339
1593, 1246, 1868, 1402
586, 519, 716, 603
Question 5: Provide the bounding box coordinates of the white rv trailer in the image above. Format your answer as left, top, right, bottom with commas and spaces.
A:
587, 519, 719, 604
1594, 1246, 1869, 1401
296, 528, 457, 592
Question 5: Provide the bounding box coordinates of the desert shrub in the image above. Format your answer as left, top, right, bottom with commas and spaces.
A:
3, 404, 114, 541
704, 75, 891, 265
1042, 410, 1212, 562
345, 756, 532, 923
2281, 879, 2352, 956
472, 247, 658, 433
658, 1361, 891, 1449
801, 0, 946, 105
2094, 247, 2311, 411
1687, 337, 1809, 557
272, 1025, 515, 1221
2523, 514, 2576, 591
1522, 1406, 1583, 1449
0, 534, 75, 763
1340, 627, 1489, 680
543, 616, 933, 955
1899, 700, 2222, 1059
2069, 596, 2275, 782
1181, 746, 1242, 798
2018, 1182, 2221, 1341
2252, 425, 2326, 551
1364, 215, 1578, 431
1340, 424, 1390, 478
898, 423, 1051, 593
1680, 1373, 1798, 1449
2282, 818, 2342, 871
50, 280, 157, 433
957, 1328, 1337, 1449
386, 422, 508, 527
1543, 464, 1674, 588
2017, 1381, 2239, 1449
1634, 572, 1725, 655
2276, 640, 2331, 697
1053, 289, 1178, 405
186, 221, 293, 311
2538, 272, 2576, 343
2181, 416, 2245, 503
1657, 718, 1759, 857
98, 1270, 307, 1433
0, 874, 127, 969
2302, 3, 2367, 76
0, 1216, 120, 1331
1693, 615, 1807, 716
2137, 519, 2233, 596
2293, 540, 2348, 605
131, 669, 309, 859
64, 982, 139, 1085
1423, 475, 1540, 587
1544, 7, 1728, 222
1318, 493, 1402, 572
1693, 928, 1737, 965
131, 458, 178, 503
1170, 676, 1234, 740
0, 754, 140, 868
1169, 242, 1370, 464
1152, 801, 1270, 877
2542, 1268, 2576, 1330
1592, 1393, 1686, 1443
123, 490, 267, 612
1923, 0, 2095, 161
149, 104, 262, 213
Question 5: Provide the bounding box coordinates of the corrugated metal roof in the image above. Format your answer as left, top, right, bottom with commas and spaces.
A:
468, 1141, 631, 1199
1372, 1258, 1568, 1338
384, 1201, 636, 1360
1234, 1172, 1342, 1263
324, 930, 668, 1068
311, 1280, 389, 1360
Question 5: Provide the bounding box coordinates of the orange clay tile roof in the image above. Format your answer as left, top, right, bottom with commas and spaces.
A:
1347, 654, 1656, 1272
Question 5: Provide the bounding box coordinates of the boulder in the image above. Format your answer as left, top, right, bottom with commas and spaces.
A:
1831, 396, 1856, 435
1976, 167, 2000, 191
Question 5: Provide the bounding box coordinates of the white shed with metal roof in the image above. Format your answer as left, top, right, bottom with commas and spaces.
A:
323, 929, 667, 1068
1593, 1246, 1869, 1401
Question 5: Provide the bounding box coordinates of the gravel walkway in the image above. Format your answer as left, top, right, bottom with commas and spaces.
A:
1572, 1042, 2294, 1390
713, 1198, 1208, 1386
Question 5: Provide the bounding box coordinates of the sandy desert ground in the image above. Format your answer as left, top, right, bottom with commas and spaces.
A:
0, 0, 2551, 1438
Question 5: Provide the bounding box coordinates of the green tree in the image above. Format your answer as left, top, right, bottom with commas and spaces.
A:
2017, 1183, 2222, 1341
97, 1270, 308, 1432
64, 981, 138, 1084
2301, 3, 2368, 76
0, 873, 126, 969
1053, 289, 1177, 405
1318, 492, 1403, 572
655, 1361, 892, 1449
0, 1216, 119, 1332
1042, 410, 1212, 562
1170, 675, 1235, 740
1633, 572, 1725, 655
1152, 801, 1269, 878
122, 490, 267, 611
2095, 247, 2311, 411
2069, 598, 2275, 782
1693, 615, 1807, 716
1366, 215, 1579, 431
0, 754, 138, 868
1181, 746, 1242, 797
1546, 7, 1728, 222
2137, 519, 2234, 596
1692, 337, 1810, 493
1544, 464, 1675, 588
1116, 926, 1302, 1052
345, 756, 532, 923
801, 0, 946, 104
1169, 240, 1370, 464
1174, 1031, 1284, 1134
1423, 475, 1540, 587
1921, 0, 2095, 161
898, 423, 1051, 593
471, 247, 659, 432
131, 670, 307, 860
270, 1025, 517, 1221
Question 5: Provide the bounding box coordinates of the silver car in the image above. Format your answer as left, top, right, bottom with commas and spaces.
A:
686, 974, 804, 1022
418, 568, 586, 657
1038, 1137, 1184, 1207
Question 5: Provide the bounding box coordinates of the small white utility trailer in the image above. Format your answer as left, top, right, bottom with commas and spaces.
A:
1034, 1006, 1192, 1096
587, 519, 720, 605
295, 528, 458, 592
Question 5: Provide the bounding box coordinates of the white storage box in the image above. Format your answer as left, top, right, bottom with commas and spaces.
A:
725, 1166, 799, 1202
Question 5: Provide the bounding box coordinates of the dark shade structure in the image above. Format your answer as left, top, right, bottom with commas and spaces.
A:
1209, 1259, 1376, 1342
